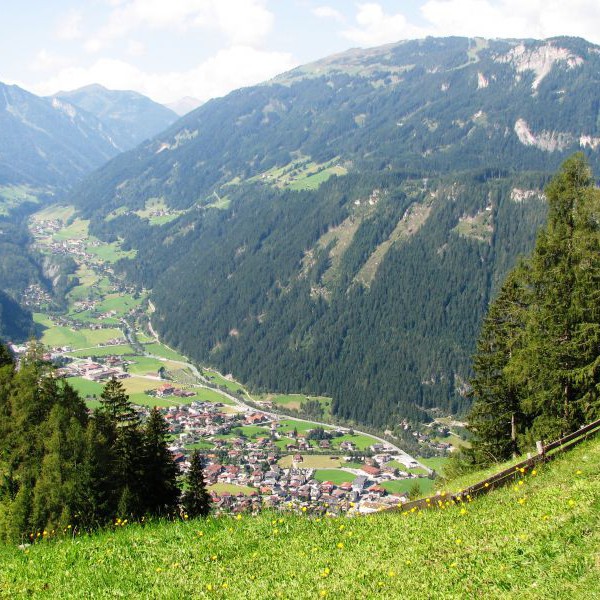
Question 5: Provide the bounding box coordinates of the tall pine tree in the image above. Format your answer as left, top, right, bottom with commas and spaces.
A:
182, 450, 211, 518
142, 408, 179, 516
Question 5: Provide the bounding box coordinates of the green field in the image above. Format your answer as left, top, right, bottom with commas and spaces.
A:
276, 419, 328, 435
67, 377, 105, 399
126, 356, 168, 376
52, 217, 89, 241
208, 483, 255, 496
193, 387, 235, 405
144, 343, 188, 362
381, 477, 436, 496
419, 456, 450, 475
203, 369, 245, 394
40, 326, 125, 350
279, 455, 342, 469
331, 433, 376, 451
313, 469, 355, 484
67, 344, 135, 358
230, 425, 271, 439
86, 239, 137, 263
1, 436, 598, 598
287, 164, 347, 191
0, 184, 40, 215
30, 204, 75, 223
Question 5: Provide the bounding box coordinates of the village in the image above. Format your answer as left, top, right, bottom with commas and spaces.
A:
150, 400, 431, 516
19, 209, 443, 517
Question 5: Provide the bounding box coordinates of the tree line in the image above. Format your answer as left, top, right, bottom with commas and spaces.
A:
461, 154, 600, 468
0, 344, 210, 543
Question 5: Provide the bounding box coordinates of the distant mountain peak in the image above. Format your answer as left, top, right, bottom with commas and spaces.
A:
166, 96, 203, 116
53, 84, 177, 151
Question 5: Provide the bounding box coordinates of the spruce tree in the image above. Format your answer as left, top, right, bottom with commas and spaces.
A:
466, 154, 600, 464
518, 153, 600, 439
182, 450, 211, 518
467, 267, 530, 463
142, 408, 179, 516
98, 377, 144, 518
0, 342, 13, 368
99, 377, 138, 426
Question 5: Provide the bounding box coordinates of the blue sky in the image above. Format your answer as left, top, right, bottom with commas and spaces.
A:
2, 1, 600, 105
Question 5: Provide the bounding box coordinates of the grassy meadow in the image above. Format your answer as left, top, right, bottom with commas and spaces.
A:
1, 435, 598, 598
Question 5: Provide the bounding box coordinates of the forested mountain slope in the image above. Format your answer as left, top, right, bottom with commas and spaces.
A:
69, 36, 600, 428
0, 290, 31, 342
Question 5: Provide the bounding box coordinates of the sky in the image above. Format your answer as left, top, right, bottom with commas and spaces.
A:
2, 0, 600, 106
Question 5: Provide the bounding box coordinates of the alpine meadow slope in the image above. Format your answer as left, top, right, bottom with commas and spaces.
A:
69, 36, 600, 429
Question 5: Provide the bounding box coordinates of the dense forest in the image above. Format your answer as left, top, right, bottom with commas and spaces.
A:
463, 154, 600, 465
0, 344, 209, 542
66, 36, 600, 428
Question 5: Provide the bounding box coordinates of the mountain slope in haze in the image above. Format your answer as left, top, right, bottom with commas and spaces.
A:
69, 36, 600, 429
0, 289, 32, 342
54, 84, 178, 151
0, 82, 121, 190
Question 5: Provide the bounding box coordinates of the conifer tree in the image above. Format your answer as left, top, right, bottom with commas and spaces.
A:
142, 407, 179, 516
182, 450, 211, 518
466, 154, 600, 464
99, 377, 138, 426
98, 377, 144, 518
467, 267, 530, 463
0, 342, 13, 368
517, 153, 600, 439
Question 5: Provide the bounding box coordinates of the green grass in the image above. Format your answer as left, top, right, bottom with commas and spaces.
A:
0, 184, 40, 215
331, 433, 376, 451
203, 369, 245, 394
67, 345, 135, 358
279, 455, 342, 469
67, 377, 105, 399
231, 425, 271, 438
126, 356, 167, 376
420, 456, 450, 475
208, 483, 255, 496
144, 343, 188, 362
40, 327, 125, 350
313, 469, 355, 485
287, 165, 347, 191
193, 387, 235, 405
86, 239, 136, 263
1, 436, 598, 598
276, 419, 328, 435
381, 478, 436, 496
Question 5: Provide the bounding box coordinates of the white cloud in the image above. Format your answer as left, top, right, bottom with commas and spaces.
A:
29, 50, 73, 73
55, 10, 83, 41
28, 46, 296, 104
420, 0, 600, 42
127, 40, 146, 56
340, 1, 600, 48
342, 3, 426, 46
86, 0, 274, 52
312, 6, 345, 22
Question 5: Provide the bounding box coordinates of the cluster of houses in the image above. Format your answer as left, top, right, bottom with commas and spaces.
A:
156, 402, 430, 514
21, 284, 53, 309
